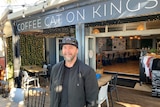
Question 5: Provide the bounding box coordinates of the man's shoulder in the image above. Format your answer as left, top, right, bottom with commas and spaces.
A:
53, 61, 64, 68
78, 60, 94, 72
50, 61, 64, 77
51, 61, 64, 74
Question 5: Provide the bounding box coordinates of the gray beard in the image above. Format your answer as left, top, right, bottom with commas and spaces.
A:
64, 56, 74, 62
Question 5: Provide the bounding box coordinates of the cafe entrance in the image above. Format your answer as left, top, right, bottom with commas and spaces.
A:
86, 20, 160, 75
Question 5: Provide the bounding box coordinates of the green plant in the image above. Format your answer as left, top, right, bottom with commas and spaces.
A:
149, 48, 157, 53
6, 61, 14, 80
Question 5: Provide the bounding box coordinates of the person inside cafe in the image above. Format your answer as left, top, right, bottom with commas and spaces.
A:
50, 36, 99, 107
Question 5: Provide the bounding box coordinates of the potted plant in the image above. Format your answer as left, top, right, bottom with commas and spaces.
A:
149, 48, 157, 54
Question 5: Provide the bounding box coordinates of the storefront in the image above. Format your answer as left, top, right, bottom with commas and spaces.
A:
8, 0, 160, 77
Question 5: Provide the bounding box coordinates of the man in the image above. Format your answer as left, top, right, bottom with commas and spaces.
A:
50, 37, 99, 107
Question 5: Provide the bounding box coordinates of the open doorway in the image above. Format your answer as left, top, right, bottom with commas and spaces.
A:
95, 36, 140, 75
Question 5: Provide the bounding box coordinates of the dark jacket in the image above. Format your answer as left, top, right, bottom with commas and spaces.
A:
50, 59, 99, 107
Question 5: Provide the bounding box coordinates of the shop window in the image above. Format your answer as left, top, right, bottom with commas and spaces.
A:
146, 21, 160, 29
108, 25, 123, 32
126, 22, 144, 31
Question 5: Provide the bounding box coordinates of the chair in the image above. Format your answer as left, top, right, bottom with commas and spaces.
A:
102, 53, 110, 66
96, 53, 103, 68
22, 71, 40, 90
26, 87, 46, 107
9, 88, 25, 105
98, 82, 109, 107
108, 73, 119, 107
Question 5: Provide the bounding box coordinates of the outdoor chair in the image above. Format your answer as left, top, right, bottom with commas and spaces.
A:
108, 73, 119, 107
22, 71, 40, 90
26, 87, 46, 107
98, 82, 109, 107
9, 88, 25, 105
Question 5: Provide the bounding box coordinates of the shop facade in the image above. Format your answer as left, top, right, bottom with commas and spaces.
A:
8, 0, 160, 78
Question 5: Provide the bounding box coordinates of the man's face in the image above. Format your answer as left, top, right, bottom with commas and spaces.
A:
62, 44, 78, 62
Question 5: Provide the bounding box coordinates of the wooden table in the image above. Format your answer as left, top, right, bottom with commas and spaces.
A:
22, 65, 44, 73
98, 74, 112, 87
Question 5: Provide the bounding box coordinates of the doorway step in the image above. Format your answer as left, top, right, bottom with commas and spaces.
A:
103, 71, 139, 81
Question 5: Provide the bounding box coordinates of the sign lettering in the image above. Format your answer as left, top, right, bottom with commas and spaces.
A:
16, 0, 159, 32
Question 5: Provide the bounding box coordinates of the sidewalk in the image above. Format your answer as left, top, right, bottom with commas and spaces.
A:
0, 87, 50, 107
0, 96, 24, 107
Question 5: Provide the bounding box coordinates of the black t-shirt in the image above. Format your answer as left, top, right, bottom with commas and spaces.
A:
60, 66, 70, 107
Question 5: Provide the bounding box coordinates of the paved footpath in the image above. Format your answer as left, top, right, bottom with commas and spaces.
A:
0, 96, 24, 107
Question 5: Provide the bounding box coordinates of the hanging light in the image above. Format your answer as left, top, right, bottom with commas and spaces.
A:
119, 36, 123, 39
92, 28, 100, 34
137, 24, 144, 30
22, 11, 25, 18
134, 35, 138, 39
111, 36, 114, 39
22, 5, 26, 18
130, 37, 133, 40
42, 5, 45, 12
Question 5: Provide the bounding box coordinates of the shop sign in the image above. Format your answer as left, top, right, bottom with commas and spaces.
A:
16, 0, 160, 32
